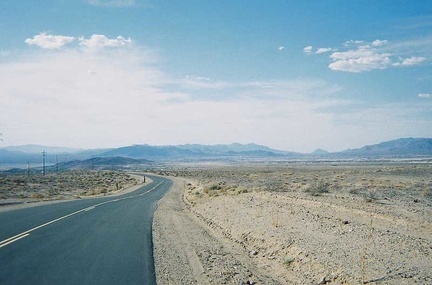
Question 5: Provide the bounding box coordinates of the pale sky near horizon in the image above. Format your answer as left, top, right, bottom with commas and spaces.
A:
0, 0, 431, 152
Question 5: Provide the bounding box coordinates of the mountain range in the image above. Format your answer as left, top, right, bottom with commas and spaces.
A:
0, 138, 431, 168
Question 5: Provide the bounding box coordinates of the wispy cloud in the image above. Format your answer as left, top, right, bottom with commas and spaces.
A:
418, 93, 432, 99
25, 33, 75, 49
0, 39, 348, 151
86, 0, 135, 7
175, 76, 341, 102
343, 40, 363, 46
311, 38, 429, 72
303, 46, 313, 54
79, 35, 132, 48
25, 33, 132, 50
371, 39, 388, 47
393, 56, 426, 66
316, 47, 333, 54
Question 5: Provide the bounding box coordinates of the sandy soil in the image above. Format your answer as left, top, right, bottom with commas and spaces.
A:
154, 163, 432, 284
153, 177, 281, 284
0, 171, 147, 212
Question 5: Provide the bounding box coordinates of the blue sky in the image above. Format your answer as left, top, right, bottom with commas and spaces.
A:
0, 0, 431, 152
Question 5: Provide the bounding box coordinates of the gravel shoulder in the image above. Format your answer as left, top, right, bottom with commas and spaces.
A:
153, 177, 282, 285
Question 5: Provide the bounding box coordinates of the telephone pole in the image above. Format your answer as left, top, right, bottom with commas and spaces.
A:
42, 150, 46, 176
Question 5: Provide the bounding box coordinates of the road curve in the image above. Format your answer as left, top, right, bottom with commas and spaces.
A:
0, 174, 172, 285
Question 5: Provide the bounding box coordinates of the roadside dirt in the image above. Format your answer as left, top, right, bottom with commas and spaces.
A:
153, 177, 282, 284
153, 164, 432, 284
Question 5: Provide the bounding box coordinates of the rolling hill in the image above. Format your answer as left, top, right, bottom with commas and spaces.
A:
337, 138, 432, 157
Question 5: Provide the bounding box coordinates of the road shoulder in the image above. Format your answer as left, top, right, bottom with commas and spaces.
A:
152, 176, 281, 285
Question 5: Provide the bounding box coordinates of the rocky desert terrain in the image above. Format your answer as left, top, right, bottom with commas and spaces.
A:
0, 170, 143, 208
154, 162, 432, 284
1, 163, 431, 284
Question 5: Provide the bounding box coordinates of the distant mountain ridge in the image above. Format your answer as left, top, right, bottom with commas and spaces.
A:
99, 143, 297, 159
1, 138, 431, 168
337, 138, 432, 157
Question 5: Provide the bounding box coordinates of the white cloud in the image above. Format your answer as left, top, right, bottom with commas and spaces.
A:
25, 33, 75, 49
344, 40, 363, 46
418, 93, 432, 99
318, 38, 429, 72
303, 46, 313, 54
329, 45, 392, 72
372, 39, 388, 46
316, 47, 333, 54
87, 0, 135, 7
79, 34, 132, 48
393, 56, 426, 66
278, 46, 285, 51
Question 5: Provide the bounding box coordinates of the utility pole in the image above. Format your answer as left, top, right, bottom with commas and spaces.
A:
27, 161, 30, 178
56, 155, 59, 173
42, 150, 46, 176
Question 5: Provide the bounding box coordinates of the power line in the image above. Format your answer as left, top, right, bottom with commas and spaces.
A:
42, 150, 46, 176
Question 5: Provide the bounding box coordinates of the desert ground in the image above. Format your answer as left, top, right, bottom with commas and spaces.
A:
1, 163, 431, 284
154, 162, 432, 284
0, 170, 144, 210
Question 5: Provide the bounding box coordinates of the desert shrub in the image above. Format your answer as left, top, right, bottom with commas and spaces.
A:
237, 188, 248, 194
423, 187, 432, 198
283, 257, 295, 267
305, 181, 330, 196
209, 184, 222, 191
364, 190, 378, 202
348, 187, 361, 195
46, 188, 59, 197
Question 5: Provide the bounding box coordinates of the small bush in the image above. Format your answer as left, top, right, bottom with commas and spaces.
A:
305, 181, 329, 196
209, 184, 222, 191
31, 193, 44, 199
348, 187, 360, 195
364, 191, 378, 203
283, 257, 295, 266
423, 187, 432, 198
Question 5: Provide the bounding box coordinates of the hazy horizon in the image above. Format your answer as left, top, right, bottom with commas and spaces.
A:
2, 137, 431, 155
1, 1, 431, 153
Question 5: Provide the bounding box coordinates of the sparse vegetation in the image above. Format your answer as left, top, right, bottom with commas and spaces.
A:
283, 257, 295, 267
304, 181, 330, 196
364, 190, 378, 203
0, 170, 141, 202
172, 162, 432, 285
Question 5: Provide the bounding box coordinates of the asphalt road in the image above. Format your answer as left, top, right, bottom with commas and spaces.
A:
0, 174, 172, 285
